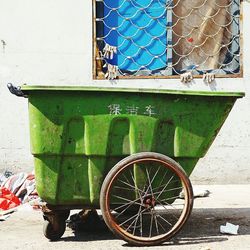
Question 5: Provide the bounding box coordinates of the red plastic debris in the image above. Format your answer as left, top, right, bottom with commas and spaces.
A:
0, 187, 21, 210
187, 37, 194, 43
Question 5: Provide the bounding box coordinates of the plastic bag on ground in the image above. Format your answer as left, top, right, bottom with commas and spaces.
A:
0, 187, 21, 211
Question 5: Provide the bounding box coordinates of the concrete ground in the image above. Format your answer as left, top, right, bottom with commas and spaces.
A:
0, 185, 250, 250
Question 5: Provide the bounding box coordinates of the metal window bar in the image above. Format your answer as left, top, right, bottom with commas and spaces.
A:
94, 0, 241, 79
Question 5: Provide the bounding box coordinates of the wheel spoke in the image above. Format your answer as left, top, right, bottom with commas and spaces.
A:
152, 186, 183, 196
155, 197, 180, 220
162, 195, 183, 203
119, 212, 140, 228
156, 175, 175, 200
152, 208, 159, 235
121, 172, 130, 184
151, 179, 181, 192
143, 165, 161, 198
112, 194, 142, 207
113, 198, 140, 212
140, 210, 143, 237
155, 215, 168, 233
125, 209, 140, 233
123, 171, 144, 194
129, 169, 144, 199
114, 201, 141, 219
155, 168, 169, 192
162, 198, 184, 212
149, 210, 154, 238
113, 185, 137, 192
117, 178, 143, 193
119, 207, 148, 227
148, 165, 161, 190
146, 167, 153, 195
132, 206, 142, 235
156, 213, 172, 227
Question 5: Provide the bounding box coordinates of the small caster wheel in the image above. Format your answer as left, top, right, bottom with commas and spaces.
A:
43, 217, 66, 241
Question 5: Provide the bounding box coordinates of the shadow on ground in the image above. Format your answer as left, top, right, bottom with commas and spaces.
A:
60, 207, 250, 247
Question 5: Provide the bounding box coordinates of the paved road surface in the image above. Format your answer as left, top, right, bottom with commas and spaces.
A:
0, 185, 250, 250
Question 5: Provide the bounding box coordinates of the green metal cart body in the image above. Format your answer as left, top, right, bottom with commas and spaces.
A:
20, 86, 243, 204
11, 84, 243, 245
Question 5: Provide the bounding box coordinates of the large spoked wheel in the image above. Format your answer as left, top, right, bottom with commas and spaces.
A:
100, 152, 193, 246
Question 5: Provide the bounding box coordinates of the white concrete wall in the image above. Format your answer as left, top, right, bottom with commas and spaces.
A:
0, 1, 249, 183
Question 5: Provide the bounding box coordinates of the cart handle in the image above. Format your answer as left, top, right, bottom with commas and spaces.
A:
7, 83, 27, 98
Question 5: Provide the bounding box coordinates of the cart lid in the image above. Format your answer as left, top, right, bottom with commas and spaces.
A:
21, 85, 245, 98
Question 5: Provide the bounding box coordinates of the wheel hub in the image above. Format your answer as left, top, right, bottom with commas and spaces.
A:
143, 195, 156, 208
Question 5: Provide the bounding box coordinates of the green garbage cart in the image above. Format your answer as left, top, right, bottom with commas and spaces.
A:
8, 83, 244, 246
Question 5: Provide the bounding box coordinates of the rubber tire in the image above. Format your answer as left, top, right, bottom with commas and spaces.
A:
100, 152, 193, 246
43, 219, 66, 241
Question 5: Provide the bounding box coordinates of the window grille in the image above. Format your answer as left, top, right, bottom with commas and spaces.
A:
94, 0, 241, 79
